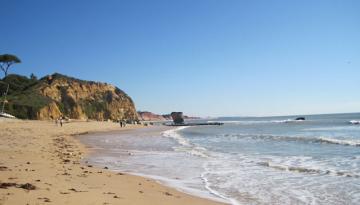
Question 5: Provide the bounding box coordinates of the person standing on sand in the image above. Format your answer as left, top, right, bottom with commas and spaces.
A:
119, 120, 123, 127
60, 116, 63, 127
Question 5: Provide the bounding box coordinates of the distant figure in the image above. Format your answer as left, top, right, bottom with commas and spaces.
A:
120, 120, 123, 127
55, 118, 58, 126
60, 116, 63, 127
123, 120, 126, 127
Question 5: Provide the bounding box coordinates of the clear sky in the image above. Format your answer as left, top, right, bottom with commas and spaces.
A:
1, 0, 359, 117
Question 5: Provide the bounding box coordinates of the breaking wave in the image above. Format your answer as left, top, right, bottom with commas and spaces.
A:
208, 119, 306, 125
162, 127, 210, 158
350, 120, 360, 125
219, 133, 360, 147
257, 161, 360, 178
201, 162, 241, 205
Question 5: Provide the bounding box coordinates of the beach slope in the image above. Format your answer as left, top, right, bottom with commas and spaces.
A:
0, 119, 225, 205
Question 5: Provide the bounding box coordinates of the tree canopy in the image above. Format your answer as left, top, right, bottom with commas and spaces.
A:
0, 54, 21, 77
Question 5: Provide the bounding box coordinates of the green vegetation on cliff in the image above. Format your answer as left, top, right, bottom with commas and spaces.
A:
0, 73, 138, 120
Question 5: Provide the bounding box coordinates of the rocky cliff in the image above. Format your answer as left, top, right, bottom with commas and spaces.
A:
137, 111, 166, 121
0, 73, 138, 120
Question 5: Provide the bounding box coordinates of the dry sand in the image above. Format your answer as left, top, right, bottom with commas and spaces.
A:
0, 119, 226, 205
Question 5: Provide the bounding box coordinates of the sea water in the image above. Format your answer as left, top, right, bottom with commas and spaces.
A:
79, 113, 360, 205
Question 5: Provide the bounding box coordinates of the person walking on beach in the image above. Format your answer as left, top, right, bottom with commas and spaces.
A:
120, 120, 123, 127
59, 116, 63, 127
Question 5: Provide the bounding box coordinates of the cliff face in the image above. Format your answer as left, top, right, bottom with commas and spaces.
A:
137, 111, 166, 121
1, 73, 138, 121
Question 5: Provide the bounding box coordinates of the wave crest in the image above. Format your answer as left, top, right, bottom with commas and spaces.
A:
208, 119, 306, 125
162, 127, 209, 158
219, 133, 360, 147
257, 161, 360, 178
350, 120, 360, 125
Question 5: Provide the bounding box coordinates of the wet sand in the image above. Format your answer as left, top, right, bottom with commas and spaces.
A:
0, 119, 226, 205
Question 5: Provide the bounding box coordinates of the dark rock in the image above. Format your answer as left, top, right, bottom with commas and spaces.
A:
0, 183, 17, 189
164, 191, 172, 196
1, 182, 37, 191
103, 192, 115, 194
0, 166, 8, 171
38, 197, 51, 202
19, 183, 36, 190
68, 188, 87, 192
171, 112, 184, 124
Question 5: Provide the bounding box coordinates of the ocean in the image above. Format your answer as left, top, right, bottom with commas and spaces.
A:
79, 113, 360, 205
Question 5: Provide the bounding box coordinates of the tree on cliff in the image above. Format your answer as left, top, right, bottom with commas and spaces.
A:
0, 54, 21, 77
30, 73, 37, 80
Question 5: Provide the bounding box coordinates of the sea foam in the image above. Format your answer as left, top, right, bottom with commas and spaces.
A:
162, 127, 210, 158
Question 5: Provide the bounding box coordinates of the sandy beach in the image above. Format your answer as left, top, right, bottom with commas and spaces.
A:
0, 119, 226, 205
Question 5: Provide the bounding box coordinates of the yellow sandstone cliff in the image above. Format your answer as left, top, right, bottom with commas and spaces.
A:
1, 73, 138, 121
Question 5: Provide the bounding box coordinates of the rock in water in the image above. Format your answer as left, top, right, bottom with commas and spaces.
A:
171, 112, 184, 124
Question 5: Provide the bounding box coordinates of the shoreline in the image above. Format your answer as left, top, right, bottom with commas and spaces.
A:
77, 125, 230, 204
0, 119, 227, 205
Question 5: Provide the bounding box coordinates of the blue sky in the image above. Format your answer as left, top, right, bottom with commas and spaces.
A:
1, 0, 359, 117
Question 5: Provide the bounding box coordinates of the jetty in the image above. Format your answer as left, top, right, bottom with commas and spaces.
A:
164, 112, 223, 126
165, 122, 224, 126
